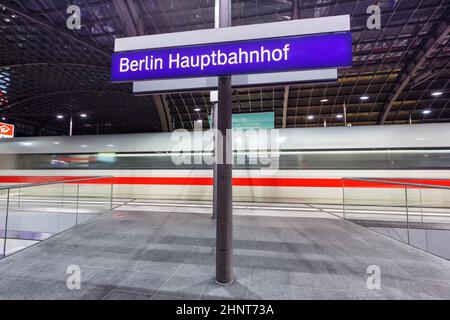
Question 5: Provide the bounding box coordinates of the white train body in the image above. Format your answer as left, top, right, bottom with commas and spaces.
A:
0, 123, 449, 206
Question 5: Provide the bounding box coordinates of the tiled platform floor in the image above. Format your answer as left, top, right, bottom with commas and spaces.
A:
1, 206, 450, 300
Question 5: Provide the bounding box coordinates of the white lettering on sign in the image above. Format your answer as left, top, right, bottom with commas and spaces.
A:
119, 56, 164, 73
119, 44, 291, 73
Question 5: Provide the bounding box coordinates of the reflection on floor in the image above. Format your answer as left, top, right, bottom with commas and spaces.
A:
0, 200, 450, 300
0, 239, 39, 256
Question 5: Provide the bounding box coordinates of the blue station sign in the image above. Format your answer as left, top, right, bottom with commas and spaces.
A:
111, 32, 352, 82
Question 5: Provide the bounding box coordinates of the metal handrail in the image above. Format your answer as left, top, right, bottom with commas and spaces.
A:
0, 176, 113, 191
344, 177, 450, 191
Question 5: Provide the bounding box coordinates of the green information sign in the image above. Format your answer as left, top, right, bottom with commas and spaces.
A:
208, 112, 274, 130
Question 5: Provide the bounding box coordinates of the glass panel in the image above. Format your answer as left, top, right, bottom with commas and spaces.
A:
4, 183, 68, 256
61, 182, 79, 227
0, 176, 114, 259
343, 179, 409, 244
0, 189, 9, 259
77, 178, 112, 225
407, 186, 450, 259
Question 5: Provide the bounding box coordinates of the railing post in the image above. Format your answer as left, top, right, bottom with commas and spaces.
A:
3, 189, 10, 257
61, 183, 65, 208
75, 183, 80, 226
342, 178, 346, 219
419, 188, 423, 224
17, 180, 21, 208
110, 176, 114, 210
404, 186, 410, 245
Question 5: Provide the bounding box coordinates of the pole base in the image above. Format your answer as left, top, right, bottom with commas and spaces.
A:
215, 278, 234, 286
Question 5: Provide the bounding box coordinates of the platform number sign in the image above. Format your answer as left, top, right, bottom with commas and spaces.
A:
0, 122, 14, 138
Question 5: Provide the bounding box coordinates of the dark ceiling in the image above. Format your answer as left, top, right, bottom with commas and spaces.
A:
0, 0, 449, 137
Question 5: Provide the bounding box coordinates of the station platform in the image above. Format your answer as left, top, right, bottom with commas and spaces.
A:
1, 201, 450, 300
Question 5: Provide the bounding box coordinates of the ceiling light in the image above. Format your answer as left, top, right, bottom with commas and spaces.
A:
422, 110, 431, 114
307, 115, 314, 120
431, 91, 443, 97
80, 113, 87, 118
336, 114, 343, 119
320, 99, 328, 103
194, 108, 201, 112
196, 119, 202, 122
360, 96, 369, 101
56, 115, 64, 119
1, 117, 5, 121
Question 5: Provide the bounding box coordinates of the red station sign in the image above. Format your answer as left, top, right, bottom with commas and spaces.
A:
0, 122, 14, 138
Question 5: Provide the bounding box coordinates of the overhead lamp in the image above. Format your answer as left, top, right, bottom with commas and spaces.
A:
320, 99, 329, 103
336, 114, 343, 119
1, 117, 6, 121
307, 115, 314, 120
56, 115, 64, 119
431, 91, 443, 97
80, 113, 87, 118
194, 108, 201, 112
360, 96, 369, 101
422, 110, 431, 114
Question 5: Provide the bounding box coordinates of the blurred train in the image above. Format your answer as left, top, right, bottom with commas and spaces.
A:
0, 123, 450, 205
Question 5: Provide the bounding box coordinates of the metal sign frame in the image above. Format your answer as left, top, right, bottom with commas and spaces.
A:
112, 15, 351, 93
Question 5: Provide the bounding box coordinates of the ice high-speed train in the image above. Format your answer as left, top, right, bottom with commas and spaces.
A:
0, 123, 450, 205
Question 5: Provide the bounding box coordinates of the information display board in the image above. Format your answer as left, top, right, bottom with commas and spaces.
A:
208, 112, 275, 130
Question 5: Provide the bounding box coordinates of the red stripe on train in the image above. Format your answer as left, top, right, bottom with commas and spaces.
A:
0, 176, 450, 188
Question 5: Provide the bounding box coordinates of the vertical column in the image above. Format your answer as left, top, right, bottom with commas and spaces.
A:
69, 116, 73, 136
215, 0, 233, 285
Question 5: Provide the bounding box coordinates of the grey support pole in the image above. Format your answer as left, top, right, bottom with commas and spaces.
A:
69, 116, 73, 136
215, 0, 234, 285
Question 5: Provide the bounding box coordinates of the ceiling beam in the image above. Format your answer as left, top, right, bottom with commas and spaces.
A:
112, 0, 144, 37
0, 89, 130, 112
0, 3, 109, 58
378, 19, 450, 124
112, 0, 172, 131
153, 95, 173, 132
281, 0, 299, 128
